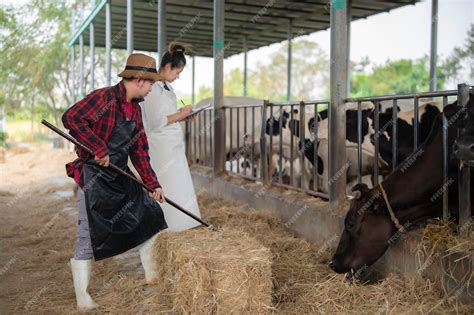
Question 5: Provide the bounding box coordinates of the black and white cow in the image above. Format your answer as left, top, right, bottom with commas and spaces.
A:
376, 101, 443, 169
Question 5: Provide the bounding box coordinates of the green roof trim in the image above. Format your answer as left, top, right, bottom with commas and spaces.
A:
68, 0, 107, 47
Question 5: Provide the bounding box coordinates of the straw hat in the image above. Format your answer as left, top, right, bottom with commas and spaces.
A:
118, 53, 161, 81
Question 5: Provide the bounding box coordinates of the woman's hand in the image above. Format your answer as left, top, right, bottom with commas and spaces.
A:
179, 105, 193, 120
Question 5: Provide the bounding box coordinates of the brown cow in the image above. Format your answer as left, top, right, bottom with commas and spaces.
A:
329, 97, 473, 278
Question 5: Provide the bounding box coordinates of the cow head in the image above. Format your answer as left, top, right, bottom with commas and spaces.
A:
265, 111, 290, 136
444, 95, 474, 164
329, 183, 396, 276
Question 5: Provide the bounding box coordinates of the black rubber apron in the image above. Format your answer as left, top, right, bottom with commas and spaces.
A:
82, 93, 168, 261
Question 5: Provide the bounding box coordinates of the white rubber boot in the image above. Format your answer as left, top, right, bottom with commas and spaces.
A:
139, 235, 158, 284
70, 258, 98, 311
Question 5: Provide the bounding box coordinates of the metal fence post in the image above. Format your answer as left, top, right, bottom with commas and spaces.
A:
212, 0, 225, 176
260, 100, 269, 184
329, 0, 350, 208
457, 83, 471, 237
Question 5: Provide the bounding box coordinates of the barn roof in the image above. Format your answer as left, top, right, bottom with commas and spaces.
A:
69, 0, 420, 58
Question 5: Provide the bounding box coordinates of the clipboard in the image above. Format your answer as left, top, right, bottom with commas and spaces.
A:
179, 103, 212, 121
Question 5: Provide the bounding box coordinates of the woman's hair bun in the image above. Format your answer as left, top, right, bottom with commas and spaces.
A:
167, 42, 192, 55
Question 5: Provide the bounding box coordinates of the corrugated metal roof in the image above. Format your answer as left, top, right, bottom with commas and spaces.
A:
69, 0, 419, 57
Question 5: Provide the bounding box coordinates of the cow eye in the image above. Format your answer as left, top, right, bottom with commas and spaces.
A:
346, 222, 354, 231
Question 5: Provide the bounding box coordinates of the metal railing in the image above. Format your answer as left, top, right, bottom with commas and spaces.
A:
185, 84, 472, 233
185, 108, 214, 168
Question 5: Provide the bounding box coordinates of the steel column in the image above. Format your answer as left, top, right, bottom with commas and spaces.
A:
192, 56, 196, 104
157, 0, 166, 59
429, 0, 438, 92
243, 37, 248, 96
105, 0, 111, 86
79, 34, 84, 98
329, 0, 350, 208
127, 0, 134, 54
213, 0, 225, 175
89, 22, 95, 91
287, 19, 292, 101
457, 83, 471, 237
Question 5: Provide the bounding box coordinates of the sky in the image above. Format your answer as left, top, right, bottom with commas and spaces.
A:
173, 0, 473, 99
2, 0, 473, 100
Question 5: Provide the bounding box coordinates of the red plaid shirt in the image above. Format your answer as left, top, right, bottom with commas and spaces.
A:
62, 81, 161, 189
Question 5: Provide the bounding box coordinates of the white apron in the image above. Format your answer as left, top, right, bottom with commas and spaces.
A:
140, 81, 202, 231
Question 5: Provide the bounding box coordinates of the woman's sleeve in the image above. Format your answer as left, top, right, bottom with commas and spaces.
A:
140, 86, 168, 132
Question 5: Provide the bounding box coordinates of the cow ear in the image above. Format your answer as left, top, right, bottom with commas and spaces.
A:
444, 102, 466, 128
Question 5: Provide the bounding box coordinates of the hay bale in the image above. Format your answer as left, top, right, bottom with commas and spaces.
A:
153, 227, 273, 314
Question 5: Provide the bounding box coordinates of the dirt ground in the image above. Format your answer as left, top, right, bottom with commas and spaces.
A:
0, 144, 471, 314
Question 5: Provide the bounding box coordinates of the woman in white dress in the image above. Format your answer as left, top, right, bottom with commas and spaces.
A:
140, 43, 202, 231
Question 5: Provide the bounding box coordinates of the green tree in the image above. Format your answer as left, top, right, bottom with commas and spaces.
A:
442, 24, 473, 85
349, 56, 446, 97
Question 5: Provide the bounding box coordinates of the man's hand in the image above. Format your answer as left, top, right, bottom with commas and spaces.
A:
95, 155, 110, 167
149, 187, 165, 203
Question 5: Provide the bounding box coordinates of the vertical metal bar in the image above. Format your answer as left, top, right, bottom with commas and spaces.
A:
193, 114, 197, 164
357, 101, 362, 183
457, 84, 471, 237
429, 0, 438, 92
191, 56, 195, 104
213, 0, 225, 175
299, 101, 306, 188
244, 106, 248, 176
252, 106, 256, 178
313, 103, 319, 191
290, 105, 294, 185
211, 108, 214, 168
287, 19, 293, 101
269, 103, 274, 179
157, 0, 166, 58
79, 34, 84, 98
126, 0, 133, 54
243, 37, 248, 96
392, 99, 398, 171
230, 108, 233, 172
442, 96, 449, 221
70, 4, 76, 101
89, 22, 95, 91
237, 107, 240, 173
278, 106, 283, 184
70, 47, 76, 102
373, 101, 380, 186
209, 110, 212, 167
414, 96, 419, 150
260, 100, 269, 184
329, 0, 350, 207
199, 113, 202, 165
105, 0, 111, 86
201, 107, 207, 167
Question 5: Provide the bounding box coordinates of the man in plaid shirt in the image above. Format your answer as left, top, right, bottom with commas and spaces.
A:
63, 53, 167, 311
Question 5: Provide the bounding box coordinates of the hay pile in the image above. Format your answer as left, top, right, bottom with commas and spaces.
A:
162, 194, 472, 314
153, 227, 273, 313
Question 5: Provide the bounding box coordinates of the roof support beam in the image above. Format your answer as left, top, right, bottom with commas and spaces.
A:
329, 0, 351, 208
287, 19, 293, 101
126, 0, 133, 54
213, 0, 225, 176
105, 0, 112, 86
429, 0, 438, 92
157, 0, 166, 58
